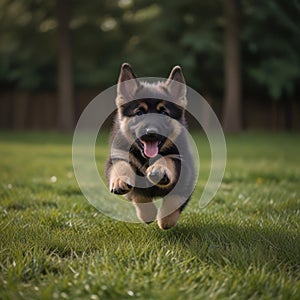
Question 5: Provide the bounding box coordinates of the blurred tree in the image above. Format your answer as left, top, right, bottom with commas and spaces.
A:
242, 0, 300, 129
121, 0, 224, 96
57, 0, 74, 132
0, 0, 56, 89
223, 0, 242, 133
1, 0, 300, 130
242, 0, 300, 101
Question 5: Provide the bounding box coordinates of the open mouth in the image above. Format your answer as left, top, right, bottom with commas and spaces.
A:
137, 135, 164, 158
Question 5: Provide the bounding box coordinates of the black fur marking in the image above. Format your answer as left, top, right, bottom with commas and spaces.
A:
121, 99, 184, 120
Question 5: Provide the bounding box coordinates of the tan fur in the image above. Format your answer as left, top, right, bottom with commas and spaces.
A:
133, 102, 148, 114
160, 119, 182, 152
157, 195, 187, 229
109, 160, 135, 193
146, 156, 176, 188
129, 194, 157, 224
119, 116, 135, 144
157, 209, 180, 230
156, 102, 170, 115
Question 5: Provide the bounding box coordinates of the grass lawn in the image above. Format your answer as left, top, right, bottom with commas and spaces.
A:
0, 131, 299, 300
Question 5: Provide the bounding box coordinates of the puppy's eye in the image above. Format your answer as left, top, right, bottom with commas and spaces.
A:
136, 110, 144, 116
161, 110, 169, 116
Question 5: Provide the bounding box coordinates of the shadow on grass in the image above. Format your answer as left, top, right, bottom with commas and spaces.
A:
155, 218, 300, 276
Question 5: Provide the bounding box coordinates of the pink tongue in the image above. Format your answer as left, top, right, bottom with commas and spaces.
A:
141, 140, 159, 158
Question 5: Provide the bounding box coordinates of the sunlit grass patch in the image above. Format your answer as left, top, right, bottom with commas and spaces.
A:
0, 131, 299, 300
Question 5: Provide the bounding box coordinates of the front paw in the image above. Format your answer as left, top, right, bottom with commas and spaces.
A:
110, 177, 133, 195
146, 165, 171, 186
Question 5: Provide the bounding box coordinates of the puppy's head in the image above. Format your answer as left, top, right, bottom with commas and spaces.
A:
116, 63, 187, 158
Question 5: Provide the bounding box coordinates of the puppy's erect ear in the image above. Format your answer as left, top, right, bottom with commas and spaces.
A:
117, 63, 139, 101
166, 66, 187, 106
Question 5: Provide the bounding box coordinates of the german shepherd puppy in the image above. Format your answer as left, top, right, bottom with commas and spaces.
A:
106, 63, 196, 229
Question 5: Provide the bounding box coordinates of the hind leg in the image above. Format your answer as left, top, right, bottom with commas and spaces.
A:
129, 194, 157, 224
157, 195, 187, 230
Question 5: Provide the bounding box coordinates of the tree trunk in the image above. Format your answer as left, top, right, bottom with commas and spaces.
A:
57, 0, 74, 132
284, 97, 292, 130
222, 0, 242, 133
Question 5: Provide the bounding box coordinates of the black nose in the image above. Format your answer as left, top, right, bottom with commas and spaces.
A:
146, 127, 158, 135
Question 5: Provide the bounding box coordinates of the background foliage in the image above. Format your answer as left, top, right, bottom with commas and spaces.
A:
0, 0, 300, 101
